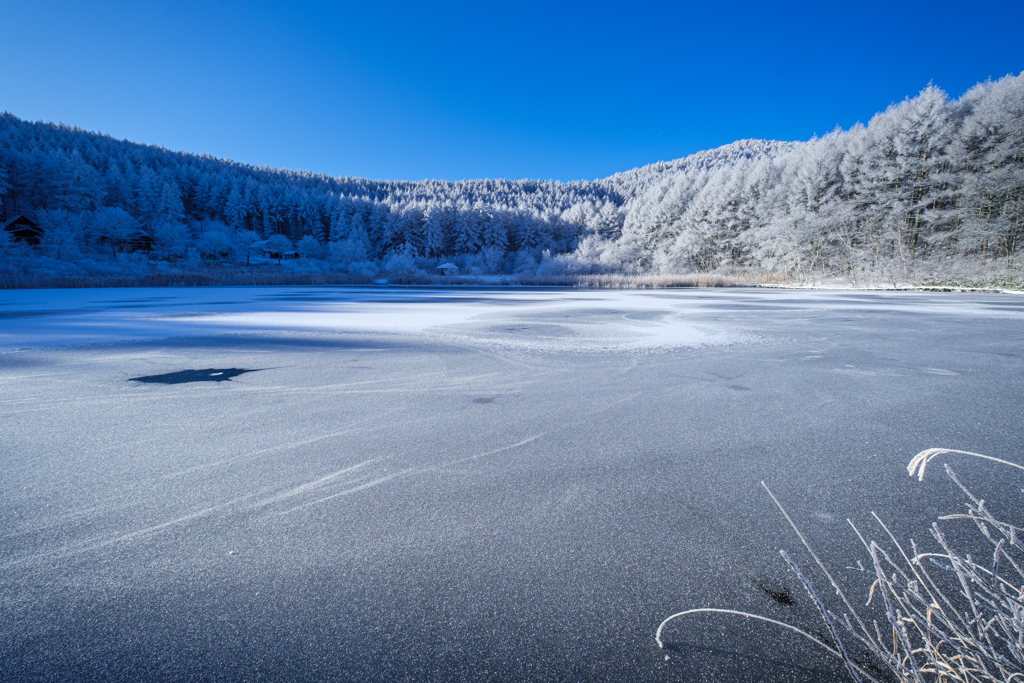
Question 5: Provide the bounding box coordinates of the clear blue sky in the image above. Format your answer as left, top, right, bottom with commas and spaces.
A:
2, 0, 1021, 181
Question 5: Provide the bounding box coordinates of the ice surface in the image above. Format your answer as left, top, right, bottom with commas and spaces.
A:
3, 286, 1020, 353
0, 286, 748, 352
1, 287, 1023, 682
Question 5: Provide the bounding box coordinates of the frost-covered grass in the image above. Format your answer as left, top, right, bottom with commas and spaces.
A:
658, 449, 1024, 682
922, 273, 1024, 292
522, 272, 749, 288
7, 264, 1019, 291
0, 263, 755, 289
3, 239, 1018, 291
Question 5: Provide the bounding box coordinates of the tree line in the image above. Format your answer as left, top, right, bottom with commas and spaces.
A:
587, 74, 1023, 283
1, 72, 1021, 282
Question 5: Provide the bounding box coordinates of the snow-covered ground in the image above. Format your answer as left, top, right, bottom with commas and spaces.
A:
2, 286, 1023, 681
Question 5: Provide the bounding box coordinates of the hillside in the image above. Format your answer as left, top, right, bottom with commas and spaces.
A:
1, 73, 1022, 286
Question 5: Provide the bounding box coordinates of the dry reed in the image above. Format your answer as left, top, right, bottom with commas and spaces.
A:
0, 269, 756, 289
657, 448, 1024, 682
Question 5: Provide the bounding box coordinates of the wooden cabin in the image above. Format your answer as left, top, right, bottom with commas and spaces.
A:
2, 214, 43, 245
127, 230, 154, 253
253, 240, 300, 260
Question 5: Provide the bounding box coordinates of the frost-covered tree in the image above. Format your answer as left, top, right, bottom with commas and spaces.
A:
92, 207, 140, 259
954, 74, 1024, 262
296, 234, 323, 261
234, 229, 262, 265
422, 204, 451, 257
224, 183, 248, 230
198, 231, 234, 261
35, 208, 84, 260
265, 233, 293, 264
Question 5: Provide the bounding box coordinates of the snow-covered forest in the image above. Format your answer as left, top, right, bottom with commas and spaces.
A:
1, 73, 1021, 286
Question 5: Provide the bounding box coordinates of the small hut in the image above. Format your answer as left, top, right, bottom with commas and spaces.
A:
436, 262, 459, 275
127, 229, 154, 253
253, 241, 300, 260
2, 214, 43, 245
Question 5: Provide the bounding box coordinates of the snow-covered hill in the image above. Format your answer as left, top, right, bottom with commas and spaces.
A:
1, 73, 1021, 283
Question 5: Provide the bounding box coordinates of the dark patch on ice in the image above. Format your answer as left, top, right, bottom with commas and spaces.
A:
472, 397, 496, 404
756, 582, 793, 606
259, 292, 540, 306
130, 368, 258, 384
481, 323, 573, 338
0, 309, 87, 319
623, 310, 670, 322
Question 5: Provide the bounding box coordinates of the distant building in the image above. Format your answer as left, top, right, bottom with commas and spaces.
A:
127, 229, 154, 252
95, 228, 154, 253
436, 262, 459, 275
252, 240, 300, 260
2, 214, 43, 245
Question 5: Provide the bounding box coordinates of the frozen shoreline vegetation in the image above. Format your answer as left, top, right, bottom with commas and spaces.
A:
1, 74, 1022, 290
658, 450, 1024, 683
0, 268, 754, 290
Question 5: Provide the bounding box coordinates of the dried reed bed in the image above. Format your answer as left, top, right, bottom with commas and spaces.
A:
657, 449, 1024, 682
0, 269, 763, 289
0, 270, 366, 289
560, 273, 744, 288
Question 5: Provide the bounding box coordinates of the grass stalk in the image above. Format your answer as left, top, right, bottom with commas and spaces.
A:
657, 448, 1024, 682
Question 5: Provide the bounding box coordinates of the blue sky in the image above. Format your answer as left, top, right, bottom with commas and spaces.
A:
2, 0, 1021, 181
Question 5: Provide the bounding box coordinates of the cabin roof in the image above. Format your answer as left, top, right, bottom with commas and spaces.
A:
2, 214, 38, 230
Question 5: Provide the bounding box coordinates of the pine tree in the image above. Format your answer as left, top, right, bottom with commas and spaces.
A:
454, 206, 480, 253
225, 182, 247, 230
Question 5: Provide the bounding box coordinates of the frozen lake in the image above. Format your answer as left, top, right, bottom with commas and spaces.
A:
2, 286, 1023, 682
